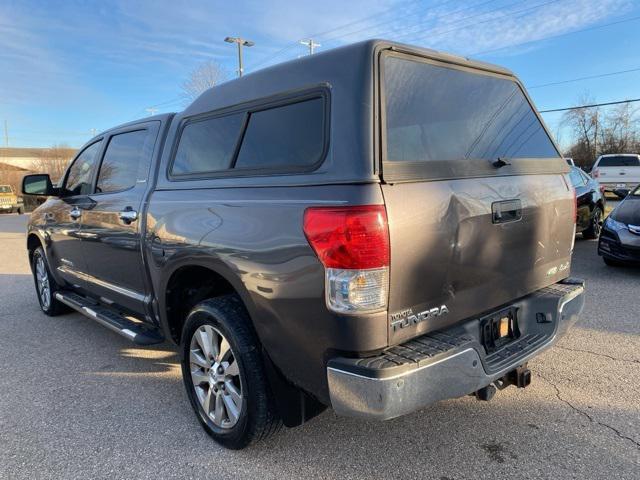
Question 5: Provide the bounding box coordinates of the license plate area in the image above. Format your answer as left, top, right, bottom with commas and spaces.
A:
480, 307, 520, 354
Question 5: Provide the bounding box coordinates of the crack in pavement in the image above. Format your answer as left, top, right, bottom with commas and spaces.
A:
557, 345, 640, 365
537, 373, 640, 450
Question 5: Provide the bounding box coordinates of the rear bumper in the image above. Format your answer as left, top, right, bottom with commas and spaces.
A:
599, 182, 638, 191
327, 279, 585, 420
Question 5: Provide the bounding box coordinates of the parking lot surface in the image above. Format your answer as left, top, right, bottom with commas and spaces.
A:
0, 213, 638, 479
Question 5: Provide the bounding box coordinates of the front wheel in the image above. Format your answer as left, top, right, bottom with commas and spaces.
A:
180, 295, 281, 449
31, 247, 69, 316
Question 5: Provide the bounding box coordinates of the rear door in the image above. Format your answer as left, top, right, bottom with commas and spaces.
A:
569, 167, 591, 230
379, 52, 574, 343
79, 122, 159, 314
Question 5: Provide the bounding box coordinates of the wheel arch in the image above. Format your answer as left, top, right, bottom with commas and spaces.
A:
160, 261, 259, 345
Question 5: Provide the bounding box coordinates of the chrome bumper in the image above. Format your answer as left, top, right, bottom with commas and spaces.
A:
327, 281, 585, 420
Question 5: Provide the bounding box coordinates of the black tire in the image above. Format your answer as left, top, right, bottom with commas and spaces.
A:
603, 256, 622, 267
180, 295, 281, 449
17, 207, 24, 215
31, 247, 70, 316
582, 207, 602, 240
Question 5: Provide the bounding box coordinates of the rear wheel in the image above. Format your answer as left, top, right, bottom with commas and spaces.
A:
180, 295, 281, 449
31, 247, 69, 316
582, 207, 602, 239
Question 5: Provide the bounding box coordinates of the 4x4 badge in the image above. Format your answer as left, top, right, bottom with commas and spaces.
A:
390, 305, 449, 331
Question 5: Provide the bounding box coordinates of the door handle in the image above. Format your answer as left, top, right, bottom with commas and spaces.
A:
118, 208, 138, 224
69, 207, 82, 220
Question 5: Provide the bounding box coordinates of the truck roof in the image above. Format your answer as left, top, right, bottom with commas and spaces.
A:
185, 39, 513, 118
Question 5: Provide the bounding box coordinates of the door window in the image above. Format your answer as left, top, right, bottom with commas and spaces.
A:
64, 141, 103, 196
96, 130, 149, 193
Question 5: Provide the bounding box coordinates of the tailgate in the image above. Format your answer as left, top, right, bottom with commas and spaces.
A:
379, 50, 573, 343
382, 175, 574, 344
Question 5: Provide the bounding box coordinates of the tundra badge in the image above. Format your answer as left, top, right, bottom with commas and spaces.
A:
390, 305, 449, 331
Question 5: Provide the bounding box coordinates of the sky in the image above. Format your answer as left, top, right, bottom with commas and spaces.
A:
1, 0, 640, 150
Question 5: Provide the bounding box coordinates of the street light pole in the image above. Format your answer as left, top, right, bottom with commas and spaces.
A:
224, 36, 255, 77
300, 39, 321, 55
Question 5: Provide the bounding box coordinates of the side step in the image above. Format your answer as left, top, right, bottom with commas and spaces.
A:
55, 291, 164, 346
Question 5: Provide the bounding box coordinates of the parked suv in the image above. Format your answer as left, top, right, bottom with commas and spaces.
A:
591, 153, 640, 192
0, 185, 24, 214
22, 40, 585, 449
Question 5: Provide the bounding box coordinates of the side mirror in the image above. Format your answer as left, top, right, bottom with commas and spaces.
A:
612, 188, 629, 199
22, 174, 59, 196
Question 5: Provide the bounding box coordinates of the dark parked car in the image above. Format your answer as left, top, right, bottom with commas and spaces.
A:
21, 39, 585, 449
568, 166, 606, 239
598, 184, 640, 266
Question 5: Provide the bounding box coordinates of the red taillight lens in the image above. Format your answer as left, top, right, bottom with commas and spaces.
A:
572, 187, 577, 223
303, 205, 389, 269
592, 168, 600, 178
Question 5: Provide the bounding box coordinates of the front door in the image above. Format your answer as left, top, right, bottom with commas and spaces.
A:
47, 139, 104, 288
79, 123, 159, 314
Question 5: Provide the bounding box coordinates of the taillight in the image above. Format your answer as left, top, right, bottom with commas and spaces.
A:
592, 168, 600, 178
303, 205, 389, 313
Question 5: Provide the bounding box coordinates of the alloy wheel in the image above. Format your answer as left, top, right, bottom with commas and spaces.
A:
35, 255, 51, 310
593, 209, 602, 236
189, 325, 243, 429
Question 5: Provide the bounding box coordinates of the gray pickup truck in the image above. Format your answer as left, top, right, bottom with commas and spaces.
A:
22, 40, 584, 449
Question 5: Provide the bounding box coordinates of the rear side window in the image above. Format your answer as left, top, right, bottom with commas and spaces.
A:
234, 98, 324, 170
172, 113, 244, 175
96, 130, 148, 193
65, 140, 103, 196
597, 156, 640, 167
383, 56, 559, 163
569, 168, 586, 187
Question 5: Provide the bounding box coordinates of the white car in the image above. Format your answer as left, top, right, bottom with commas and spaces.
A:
591, 154, 640, 191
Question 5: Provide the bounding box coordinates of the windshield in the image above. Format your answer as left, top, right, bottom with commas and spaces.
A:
598, 156, 640, 167
383, 56, 560, 163
0, 186, 12, 193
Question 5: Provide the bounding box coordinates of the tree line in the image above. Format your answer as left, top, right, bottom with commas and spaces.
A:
561, 98, 640, 170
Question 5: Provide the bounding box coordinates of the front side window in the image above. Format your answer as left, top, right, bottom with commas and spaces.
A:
65, 141, 103, 196
383, 56, 560, 164
234, 98, 324, 170
172, 113, 244, 176
96, 130, 148, 193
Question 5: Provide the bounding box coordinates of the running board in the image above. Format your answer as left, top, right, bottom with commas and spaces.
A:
55, 291, 164, 345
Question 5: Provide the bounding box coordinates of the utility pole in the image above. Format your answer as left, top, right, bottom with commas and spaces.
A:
3, 120, 8, 147
90, 128, 97, 137
300, 39, 321, 55
145, 107, 158, 116
224, 36, 255, 77
593, 110, 599, 158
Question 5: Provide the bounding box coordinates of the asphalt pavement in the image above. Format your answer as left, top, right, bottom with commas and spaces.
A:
0, 213, 638, 479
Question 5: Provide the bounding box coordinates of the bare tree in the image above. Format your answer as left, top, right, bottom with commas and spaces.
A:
562, 94, 640, 168
181, 60, 228, 102
30, 144, 76, 183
